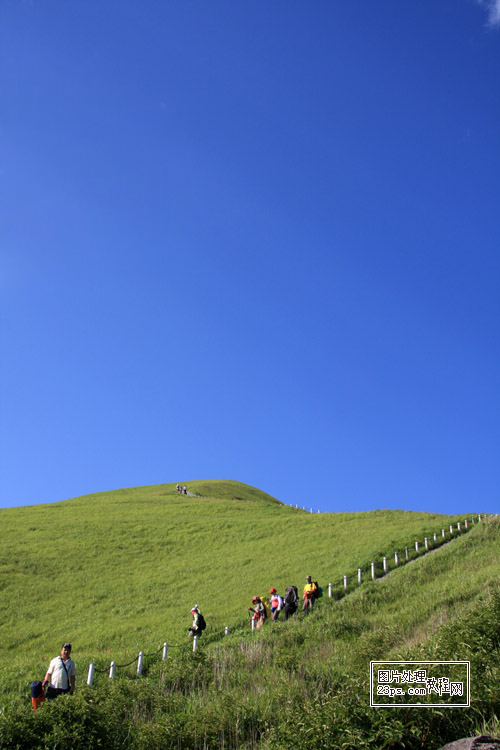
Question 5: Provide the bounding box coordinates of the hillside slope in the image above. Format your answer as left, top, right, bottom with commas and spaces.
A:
0, 479, 470, 706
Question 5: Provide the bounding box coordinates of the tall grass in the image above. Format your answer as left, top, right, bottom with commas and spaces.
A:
0, 479, 491, 749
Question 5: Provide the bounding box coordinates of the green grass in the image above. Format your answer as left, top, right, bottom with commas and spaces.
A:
0, 479, 492, 749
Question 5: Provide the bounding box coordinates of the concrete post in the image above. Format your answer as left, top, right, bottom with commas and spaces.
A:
358, 568, 362, 584
87, 663, 95, 687
137, 652, 144, 676
371, 562, 375, 580
109, 661, 116, 679
162, 643, 168, 661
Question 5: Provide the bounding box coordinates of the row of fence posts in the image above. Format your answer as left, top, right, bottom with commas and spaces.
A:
86, 515, 483, 685
87, 625, 233, 685
294, 505, 322, 513
324, 517, 480, 596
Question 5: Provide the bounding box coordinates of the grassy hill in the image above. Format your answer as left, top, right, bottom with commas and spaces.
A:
0, 479, 497, 749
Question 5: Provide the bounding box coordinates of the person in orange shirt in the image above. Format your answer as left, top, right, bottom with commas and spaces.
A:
30, 681, 45, 711
269, 588, 284, 621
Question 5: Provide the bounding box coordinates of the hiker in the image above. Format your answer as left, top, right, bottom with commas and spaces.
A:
176, 484, 180, 493
43, 643, 76, 699
183, 485, 187, 495
302, 576, 318, 613
188, 606, 206, 637
269, 588, 284, 621
248, 596, 266, 629
283, 585, 299, 619
30, 681, 45, 711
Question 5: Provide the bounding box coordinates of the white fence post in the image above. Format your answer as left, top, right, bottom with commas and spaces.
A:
425, 537, 428, 550
383, 557, 387, 573
479, 514, 482, 522
442, 528, 445, 537
415, 541, 419, 553
109, 661, 116, 679
343, 575, 348, 590
405, 546, 409, 560
457, 522, 461, 532
328, 582, 333, 598
87, 663, 95, 687
225, 626, 229, 635
162, 643, 168, 661
371, 562, 375, 580
465, 520, 468, 530
433, 533, 437, 542
395, 552, 399, 566
358, 568, 362, 584
251, 618, 255, 631
193, 635, 198, 652
450, 525, 453, 534
137, 651, 144, 676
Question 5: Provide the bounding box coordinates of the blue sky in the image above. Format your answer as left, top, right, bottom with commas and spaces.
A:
1, 0, 498, 514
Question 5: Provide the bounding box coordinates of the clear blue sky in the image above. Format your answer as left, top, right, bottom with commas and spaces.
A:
1, 1, 499, 514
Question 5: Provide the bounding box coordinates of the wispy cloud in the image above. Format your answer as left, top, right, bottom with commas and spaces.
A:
477, 0, 500, 26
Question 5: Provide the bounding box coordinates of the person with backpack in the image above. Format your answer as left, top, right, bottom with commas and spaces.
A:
189, 606, 206, 637
43, 643, 76, 699
302, 575, 318, 613
269, 588, 284, 621
283, 585, 299, 620
248, 596, 266, 629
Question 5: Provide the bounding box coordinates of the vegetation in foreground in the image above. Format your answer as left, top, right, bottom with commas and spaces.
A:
0, 480, 496, 748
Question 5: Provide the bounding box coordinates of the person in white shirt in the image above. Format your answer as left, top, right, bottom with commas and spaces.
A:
43, 643, 76, 698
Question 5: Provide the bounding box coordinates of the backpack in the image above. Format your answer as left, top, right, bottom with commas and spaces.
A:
312, 581, 321, 599
197, 613, 206, 631
284, 586, 298, 605
260, 596, 271, 619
